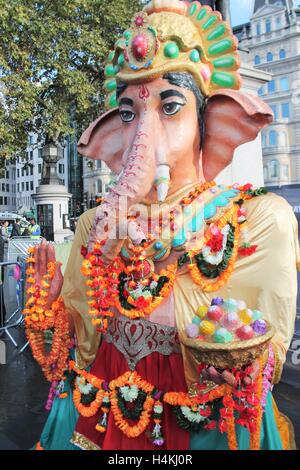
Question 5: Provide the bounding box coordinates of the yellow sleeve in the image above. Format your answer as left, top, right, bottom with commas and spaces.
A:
61, 208, 100, 368
244, 193, 299, 368
174, 192, 299, 386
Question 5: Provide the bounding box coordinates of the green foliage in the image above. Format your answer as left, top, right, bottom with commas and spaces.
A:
0, 0, 142, 166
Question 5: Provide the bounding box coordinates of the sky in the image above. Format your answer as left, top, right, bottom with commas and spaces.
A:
230, 0, 300, 26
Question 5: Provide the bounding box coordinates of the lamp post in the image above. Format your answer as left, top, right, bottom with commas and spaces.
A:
32, 142, 73, 242
40, 143, 63, 185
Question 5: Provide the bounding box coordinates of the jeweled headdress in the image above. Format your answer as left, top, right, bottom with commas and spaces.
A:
104, 0, 241, 109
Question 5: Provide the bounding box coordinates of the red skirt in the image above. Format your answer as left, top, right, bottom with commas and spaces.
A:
75, 340, 190, 450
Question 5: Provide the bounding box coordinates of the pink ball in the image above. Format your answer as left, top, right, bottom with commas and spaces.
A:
236, 325, 254, 341
207, 305, 223, 322
186, 323, 199, 339
222, 312, 240, 331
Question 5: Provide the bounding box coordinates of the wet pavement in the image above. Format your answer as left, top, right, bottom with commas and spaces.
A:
0, 319, 300, 450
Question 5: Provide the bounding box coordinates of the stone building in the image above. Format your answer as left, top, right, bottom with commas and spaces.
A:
82, 159, 114, 210
234, 0, 300, 188
0, 136, 69, 219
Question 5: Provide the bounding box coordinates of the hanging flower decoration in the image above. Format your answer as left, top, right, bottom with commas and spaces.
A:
23, 248, 72, 382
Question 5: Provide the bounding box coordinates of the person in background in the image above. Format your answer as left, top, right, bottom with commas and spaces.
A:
0, 221, 9, 242
22, 226, 31, 237
11, 218, 22, 238
29, 218, 41, 239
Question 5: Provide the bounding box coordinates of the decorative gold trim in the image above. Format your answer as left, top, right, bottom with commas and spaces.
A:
272, 343, 283, 385
283, 413, 297, 450
70, 432, 101, 451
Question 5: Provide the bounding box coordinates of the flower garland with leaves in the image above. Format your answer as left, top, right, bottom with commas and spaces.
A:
187, 205, 240, 292
69, 357, 270, 450
23, 249, 72, 382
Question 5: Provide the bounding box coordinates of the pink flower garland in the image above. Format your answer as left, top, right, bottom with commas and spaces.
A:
261, 344, 275, 411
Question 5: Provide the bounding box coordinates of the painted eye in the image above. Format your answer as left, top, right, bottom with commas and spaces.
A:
163, 102, 183, 116
120, 110, 135, 122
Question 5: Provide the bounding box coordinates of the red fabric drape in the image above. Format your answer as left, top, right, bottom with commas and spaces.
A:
75, 341, 189, 450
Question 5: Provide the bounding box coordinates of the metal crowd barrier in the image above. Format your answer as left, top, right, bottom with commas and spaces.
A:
0, 237, 42, 351
0, 260, 27, 349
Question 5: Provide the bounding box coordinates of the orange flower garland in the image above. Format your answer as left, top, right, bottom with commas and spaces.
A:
24, 248, 71, 382
114, 263, 178, 319
81, 244, 122, 332
73, 386, 105, 418
69, 359, 268, 450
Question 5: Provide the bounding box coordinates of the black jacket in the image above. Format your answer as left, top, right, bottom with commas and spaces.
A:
11, 223, 21, 238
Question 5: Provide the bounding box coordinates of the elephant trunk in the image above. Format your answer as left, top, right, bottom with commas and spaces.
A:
88, 120, 156, 262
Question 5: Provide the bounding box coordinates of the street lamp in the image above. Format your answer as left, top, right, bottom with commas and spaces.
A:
40, 143, 63, 186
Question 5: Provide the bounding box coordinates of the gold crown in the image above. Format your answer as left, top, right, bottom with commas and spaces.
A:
104, 0, 241, 109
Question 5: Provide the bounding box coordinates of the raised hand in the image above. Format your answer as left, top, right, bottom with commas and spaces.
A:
27, 239, 63, 309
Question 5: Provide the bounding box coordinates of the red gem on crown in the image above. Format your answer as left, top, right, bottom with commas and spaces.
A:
132, 34, 149, 61
135, 15, 145, 27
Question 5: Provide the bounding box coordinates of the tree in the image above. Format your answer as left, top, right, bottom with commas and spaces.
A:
0, 0, 142, 166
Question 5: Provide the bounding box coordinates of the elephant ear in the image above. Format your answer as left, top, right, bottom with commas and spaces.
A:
77, 108, 123, 174
202, 90, 273, 181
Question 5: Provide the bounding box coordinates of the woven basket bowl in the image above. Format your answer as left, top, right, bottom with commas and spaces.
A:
180, 323, 276, 370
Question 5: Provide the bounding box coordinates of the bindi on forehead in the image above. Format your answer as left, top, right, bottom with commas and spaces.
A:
139, 84, 150, 101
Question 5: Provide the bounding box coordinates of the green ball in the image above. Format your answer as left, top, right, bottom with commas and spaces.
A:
164, 42, 180, 59
108, 92, 118, 109
190, 49, 200, 63
214, 328, 233, 344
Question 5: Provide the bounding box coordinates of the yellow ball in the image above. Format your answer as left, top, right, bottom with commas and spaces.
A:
199, 320, 215, 336
196, 306, 208, 319
239, 309, 253, 325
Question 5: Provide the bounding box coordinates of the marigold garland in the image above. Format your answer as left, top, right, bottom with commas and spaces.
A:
114, 264, 177, 319
23, 248, 72, 382
73, 386, 105, 418
69, 358, 269, 450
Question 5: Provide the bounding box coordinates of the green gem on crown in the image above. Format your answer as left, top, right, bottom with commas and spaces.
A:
164, 42, 180, 59
118, 53, 125, 67
105, 64, 118, 78
123, 30, 132, 41
189, 49, 200, 63
197, 9, 207, 21
108, 92, 118, 109
104, 79, 117, 92
189, 3, 197, 16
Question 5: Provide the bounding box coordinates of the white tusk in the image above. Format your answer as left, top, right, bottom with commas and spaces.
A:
127, 220, 147, 245
154, 164, 170, 203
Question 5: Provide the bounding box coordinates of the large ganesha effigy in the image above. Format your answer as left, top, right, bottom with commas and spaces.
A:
24, 0, 300, 451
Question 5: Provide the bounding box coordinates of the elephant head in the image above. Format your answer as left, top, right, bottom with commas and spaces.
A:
76, 0, 273, 257
78, 77, 273, 201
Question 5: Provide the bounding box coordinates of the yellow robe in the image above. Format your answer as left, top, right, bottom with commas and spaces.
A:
61, 190, 300, 387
